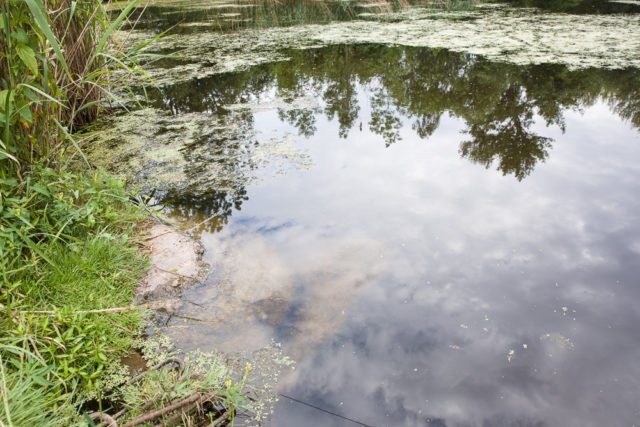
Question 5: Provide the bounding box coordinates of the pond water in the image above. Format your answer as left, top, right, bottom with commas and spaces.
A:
101, 2, 640, 426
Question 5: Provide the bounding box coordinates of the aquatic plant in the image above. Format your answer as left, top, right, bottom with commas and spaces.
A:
81, 335, 294, 426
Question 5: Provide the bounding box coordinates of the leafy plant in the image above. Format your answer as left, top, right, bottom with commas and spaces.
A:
0, 0, 148, 179
0, 346, 78, 426
0, 164, 149, 424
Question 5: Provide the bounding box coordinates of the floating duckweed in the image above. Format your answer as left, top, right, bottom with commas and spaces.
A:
122, 6, 640, 86
540, 332, 575, 350
84, 107, 314, 199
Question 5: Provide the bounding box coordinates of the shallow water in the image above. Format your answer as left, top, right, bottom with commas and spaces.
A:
145, 45, 640, 426
101, 3, 640, 426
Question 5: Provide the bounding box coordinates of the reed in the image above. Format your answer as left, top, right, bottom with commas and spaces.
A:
0, 0, 143, 180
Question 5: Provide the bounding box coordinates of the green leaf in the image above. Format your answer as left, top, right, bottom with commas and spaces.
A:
0, 90, 11, 112
16, 102, 33, 124
24, 0, 71, 78
31, 183, 50, 197
54, 119, 90, 167
16, 44, 38, 75
31, 374, 53, 387
17, 83, 66, 109
13, 28, 29, 44
0, 178, 18, 187
8, 225, 59, 270
22, 85, 39, 103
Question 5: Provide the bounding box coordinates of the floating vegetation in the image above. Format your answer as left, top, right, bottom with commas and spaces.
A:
122, 5, 640, 86
83, 107, 313, 204
86, 335, 295, 426
224, 93, 320, 113
540, 332, 575, 350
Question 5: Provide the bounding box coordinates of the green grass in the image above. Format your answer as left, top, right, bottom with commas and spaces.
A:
0, 164, 150, 425
0, 0, 157, 423
30, 236, 146, 310
0, 351, 77, 427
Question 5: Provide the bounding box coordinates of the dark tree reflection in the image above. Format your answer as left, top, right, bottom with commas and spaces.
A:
460, 85, 553, 181
145, 44, 640, 229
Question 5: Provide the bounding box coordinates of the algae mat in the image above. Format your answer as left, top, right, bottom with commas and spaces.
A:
126, 5, 640, 86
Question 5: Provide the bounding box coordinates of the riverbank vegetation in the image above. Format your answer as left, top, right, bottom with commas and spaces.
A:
0, 0, 151, 423
0, 1, 263, 425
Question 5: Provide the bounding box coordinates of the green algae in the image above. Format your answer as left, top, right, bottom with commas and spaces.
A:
125, 5, 640, 87
84, 107, 313, 199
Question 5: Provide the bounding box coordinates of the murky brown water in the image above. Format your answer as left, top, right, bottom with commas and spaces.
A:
105, 2, 640, 426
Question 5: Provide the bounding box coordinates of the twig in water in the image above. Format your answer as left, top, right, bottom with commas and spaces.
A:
16, 300, 178, 316
152, 265, 197, 280
143, 229, 178, 241
122, 391, 217, 427
183, 214, 219, 234
143, 213, 218, 241
89, 411, 119, 427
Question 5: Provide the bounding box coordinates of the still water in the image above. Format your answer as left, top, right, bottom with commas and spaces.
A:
144, 45, 640, 426
116, 3, 640, 426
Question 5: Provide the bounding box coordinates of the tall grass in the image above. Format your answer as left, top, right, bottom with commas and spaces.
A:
0, 0, 144, 180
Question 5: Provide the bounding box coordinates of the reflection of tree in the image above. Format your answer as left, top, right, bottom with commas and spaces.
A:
145, 44, 640, 229
162, 187, 248, 235
604, 71, 640, 129
318, 45, 363, 138
154, 111, 255, 234
120, 0, 411, 34
460, 85, 552, 181
324, 79, 360, 138
369, 89, 403, 147
412, 114, 441, 139
278, 109, 317, 137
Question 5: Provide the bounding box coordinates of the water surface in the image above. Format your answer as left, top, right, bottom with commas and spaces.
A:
141, 45, 640, 427
101, 3, 640, 426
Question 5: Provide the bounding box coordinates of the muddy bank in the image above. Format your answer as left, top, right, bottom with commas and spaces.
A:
138, 222, 209, 310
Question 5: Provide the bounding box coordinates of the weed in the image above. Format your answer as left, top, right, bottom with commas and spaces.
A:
0, 0, 150, 179
0, 164, 149, 424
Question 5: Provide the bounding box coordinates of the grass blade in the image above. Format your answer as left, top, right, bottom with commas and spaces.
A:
95, 0, 139, 57
24, 0, 71, 78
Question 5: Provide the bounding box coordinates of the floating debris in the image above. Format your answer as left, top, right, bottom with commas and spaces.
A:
84, 108, 313, 201
540, 333, 575, 350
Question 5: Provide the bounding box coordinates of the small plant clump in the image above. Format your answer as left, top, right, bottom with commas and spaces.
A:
86, 335, 295, 427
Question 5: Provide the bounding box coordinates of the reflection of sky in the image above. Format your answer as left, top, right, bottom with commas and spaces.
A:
168, 90, 640, 426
